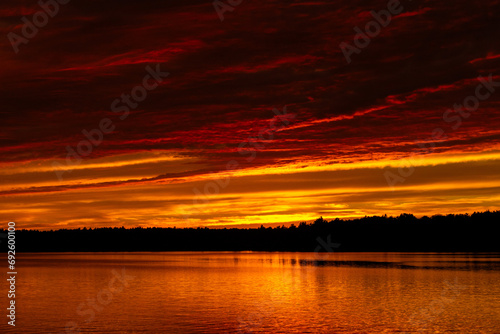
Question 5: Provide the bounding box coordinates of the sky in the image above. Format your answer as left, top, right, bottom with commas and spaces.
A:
1, 0, 500, 230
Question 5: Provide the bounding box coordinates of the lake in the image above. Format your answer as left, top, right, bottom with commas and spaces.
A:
4, 252, 500, 333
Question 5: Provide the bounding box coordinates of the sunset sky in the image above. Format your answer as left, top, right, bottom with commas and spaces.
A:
1, 0, 500, 230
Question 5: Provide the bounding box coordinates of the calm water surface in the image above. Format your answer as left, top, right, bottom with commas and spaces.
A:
4, 252, 500, 333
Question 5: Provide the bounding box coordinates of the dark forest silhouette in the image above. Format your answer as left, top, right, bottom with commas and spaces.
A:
3, 210, 500, 252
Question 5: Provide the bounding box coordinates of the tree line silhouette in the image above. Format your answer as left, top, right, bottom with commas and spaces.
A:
3, 210, 499, 252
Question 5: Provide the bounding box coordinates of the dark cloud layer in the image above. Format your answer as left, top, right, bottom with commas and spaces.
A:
1, 0, 500, 228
